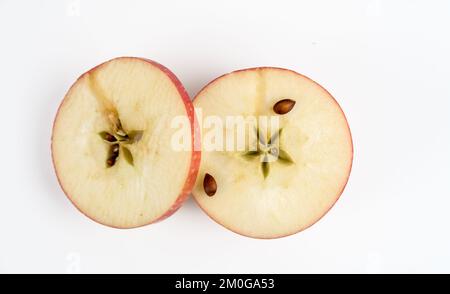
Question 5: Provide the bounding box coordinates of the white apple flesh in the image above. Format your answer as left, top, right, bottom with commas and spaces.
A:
192, 68, 353, 238
52, 57, 200, 228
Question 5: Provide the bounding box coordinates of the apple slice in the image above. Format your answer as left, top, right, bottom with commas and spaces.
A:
52, 57, 200, 228
192, 68, 353, 238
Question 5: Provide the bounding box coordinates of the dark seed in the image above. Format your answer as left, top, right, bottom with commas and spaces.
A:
105, 134, 116, 142
106, 157, 116, 167
273, 99, 296, 114
203, 173, 217, 197
106, 144, 120, 167
99, 131, 117, 142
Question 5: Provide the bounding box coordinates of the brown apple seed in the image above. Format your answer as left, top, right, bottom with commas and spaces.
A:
99, 131, 117, 142
106, 144, 120, 167
273, 99, 296, 114
203, 173, 217, 197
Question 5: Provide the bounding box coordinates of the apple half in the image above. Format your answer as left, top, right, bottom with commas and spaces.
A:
52, 57, 200, 228
192, 67, 353, 238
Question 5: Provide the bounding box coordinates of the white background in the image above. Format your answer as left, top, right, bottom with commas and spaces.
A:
0, 0, 449, 273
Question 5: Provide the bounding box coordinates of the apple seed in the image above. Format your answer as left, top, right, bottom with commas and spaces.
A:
273, 99, 296, 114
106, 143, 120, 167
99, 131, 117, 142
203, 173, 217, 197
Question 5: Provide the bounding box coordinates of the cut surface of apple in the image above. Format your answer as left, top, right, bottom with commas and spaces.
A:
52, 57, 200, 228
192, 67, 353, 238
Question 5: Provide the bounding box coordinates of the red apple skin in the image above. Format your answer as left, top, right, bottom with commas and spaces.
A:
192, 67, 353, 239
51, 57, 201, 229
